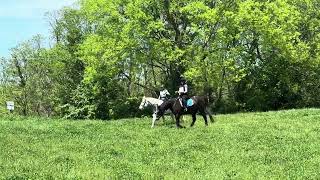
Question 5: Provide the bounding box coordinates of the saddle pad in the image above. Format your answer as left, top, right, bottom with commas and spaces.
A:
187, 99, 194, 107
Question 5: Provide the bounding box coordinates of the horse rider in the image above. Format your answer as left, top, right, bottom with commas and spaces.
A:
177, 77, 188, 111
159, 85, 170, 101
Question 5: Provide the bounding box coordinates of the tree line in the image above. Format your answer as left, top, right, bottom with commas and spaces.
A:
1, 0, 320, 119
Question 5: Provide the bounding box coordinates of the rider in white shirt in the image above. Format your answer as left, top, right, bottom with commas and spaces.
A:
159, 85, 170, 101
178, 78, 188, 111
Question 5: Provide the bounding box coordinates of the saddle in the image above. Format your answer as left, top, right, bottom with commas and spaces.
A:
178, 97, 195, 108
187, 99, 194, 107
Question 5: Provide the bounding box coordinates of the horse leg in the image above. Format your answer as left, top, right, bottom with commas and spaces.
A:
200, 110, 208, 126
170, 113, 175, 123
175, 114, 185, 128
151, 119, 156, 128
205, 108, 214, 123
190, 113, 197, 127
151, 113, 157, 128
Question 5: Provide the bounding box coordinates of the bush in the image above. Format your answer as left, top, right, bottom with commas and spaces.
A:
110, 97, 153, 119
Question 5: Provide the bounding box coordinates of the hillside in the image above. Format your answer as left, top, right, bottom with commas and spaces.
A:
1, 109, 320, 179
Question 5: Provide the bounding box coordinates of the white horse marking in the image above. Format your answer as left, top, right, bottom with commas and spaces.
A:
139, 96, 174, 128
139, 96, 163, 110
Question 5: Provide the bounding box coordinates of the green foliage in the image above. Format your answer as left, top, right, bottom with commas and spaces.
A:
110, 97, 153, 119
1, 109, 320, 178
60, 83, 96, 119
2, 35, 57, 116
2, 0, 320, 118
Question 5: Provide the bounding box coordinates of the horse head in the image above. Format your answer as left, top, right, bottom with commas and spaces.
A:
139, 96, 147, 110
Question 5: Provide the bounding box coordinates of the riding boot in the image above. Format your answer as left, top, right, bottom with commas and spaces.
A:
183, 100, 187, 112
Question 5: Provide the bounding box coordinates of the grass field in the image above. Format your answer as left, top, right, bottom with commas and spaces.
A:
1, 109, 320, 179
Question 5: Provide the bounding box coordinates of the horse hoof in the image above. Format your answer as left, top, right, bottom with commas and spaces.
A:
177, 125, 185, 129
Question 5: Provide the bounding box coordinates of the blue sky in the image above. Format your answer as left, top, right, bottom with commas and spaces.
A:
0, 0, 77, 58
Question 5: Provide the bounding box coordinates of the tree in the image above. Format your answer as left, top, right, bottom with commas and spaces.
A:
3, 35, 57, 116
3, 0, 320, 118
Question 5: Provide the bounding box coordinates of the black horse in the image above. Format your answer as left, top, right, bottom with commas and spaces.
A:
155, 96, 214, 128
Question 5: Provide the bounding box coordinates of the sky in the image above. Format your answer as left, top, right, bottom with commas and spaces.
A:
0, 0, 77, 58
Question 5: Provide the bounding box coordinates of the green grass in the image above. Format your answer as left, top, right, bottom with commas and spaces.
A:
1, 109, 320, 179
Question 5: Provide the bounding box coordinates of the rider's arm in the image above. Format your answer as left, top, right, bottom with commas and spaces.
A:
178, 86, 183, 95
166, 89, 170, 95
184, 85, 188, 93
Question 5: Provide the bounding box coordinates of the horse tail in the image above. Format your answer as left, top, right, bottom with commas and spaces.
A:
203, 93, 215, 110
204, 94, 209, 107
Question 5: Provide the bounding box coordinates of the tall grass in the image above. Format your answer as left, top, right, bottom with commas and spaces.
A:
1, 109, 320, 179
